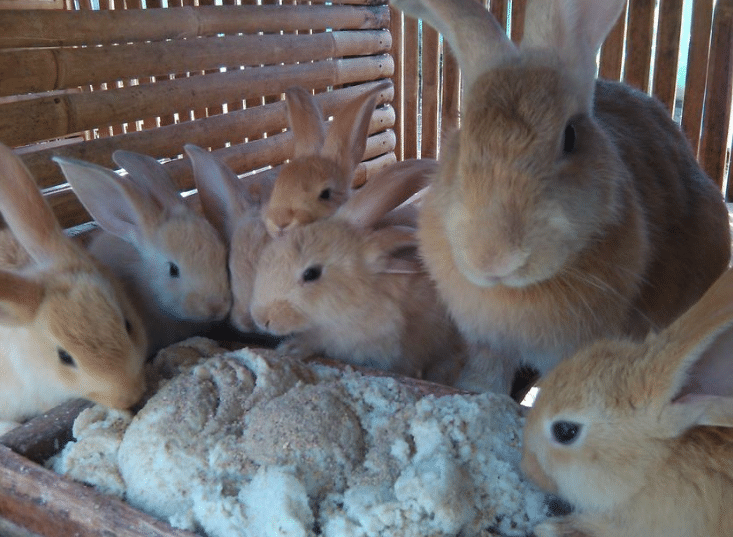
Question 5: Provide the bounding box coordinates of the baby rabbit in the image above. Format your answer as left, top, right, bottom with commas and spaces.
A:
250, 158, 465, 384
264, 81, 392, 237
522, 266, 733, 537
54, 151, 231, 357
391, 0, 731, 394
0, 143, 147, 434
184, 144, 271, 334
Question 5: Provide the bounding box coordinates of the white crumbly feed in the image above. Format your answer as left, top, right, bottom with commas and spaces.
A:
53, 338, 549, 537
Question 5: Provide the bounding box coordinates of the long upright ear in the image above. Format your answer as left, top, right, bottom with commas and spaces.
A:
112, 150, 185, 211
285, 86, 326, 159
54, 156, 161, 245
0, 143, 75, 265
521, 0, 627, 102
185, 144, 251, 243
336, 158, 436, 229
363, 225, 423, 274
0, 270, 44, 325
651, 268, 733, 433
390, 0, 518, 92
321, 81, 391, 185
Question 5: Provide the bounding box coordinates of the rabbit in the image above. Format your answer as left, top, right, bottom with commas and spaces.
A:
250, 158, 466, 384
184, 144, 271, 334
53, 151, 231, 358
390, 0, 731, 395
0, 143, 148, 434
521, 266, 733, 537
263, 81, 392, 237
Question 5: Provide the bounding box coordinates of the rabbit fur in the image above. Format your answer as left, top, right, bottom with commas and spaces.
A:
264, 81, 392, 237
54, 153, 232, 358
522, 267, 733, 537
391, 0, 731, 394
0, 143, 147, 434
250, 158, 466, 384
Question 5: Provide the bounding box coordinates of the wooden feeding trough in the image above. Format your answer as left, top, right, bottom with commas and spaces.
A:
0, 0, 732, 535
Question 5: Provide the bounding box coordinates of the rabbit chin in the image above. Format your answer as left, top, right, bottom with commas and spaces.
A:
251, 301, 310, 336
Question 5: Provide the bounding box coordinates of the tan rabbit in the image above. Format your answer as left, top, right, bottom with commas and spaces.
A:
263, 81, 392, 237
54, 152, 232, 358
185, 144, 271, 334
250, 158, 465, 384
391, 0, 731, 394
0, 143, 147, 434
522, 266, 733, 537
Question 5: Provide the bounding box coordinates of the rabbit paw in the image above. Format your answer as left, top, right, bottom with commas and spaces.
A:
534, 518, 592, 537
277, 338, 317, 358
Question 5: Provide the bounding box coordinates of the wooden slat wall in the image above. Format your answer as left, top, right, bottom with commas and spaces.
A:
391, 0, 732, 193
0, 0, 396, 230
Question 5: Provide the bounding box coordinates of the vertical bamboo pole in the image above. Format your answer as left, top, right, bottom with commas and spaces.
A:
653, 0, 683, 114
701, 0, 732, 191
420, 24, 439, 158
403, 15, 419, 159
624, 0, 656, 92
681, 0, 714, 156
599, 4, 627, 81
390, 5, 404, 160
509, 0, 526, 43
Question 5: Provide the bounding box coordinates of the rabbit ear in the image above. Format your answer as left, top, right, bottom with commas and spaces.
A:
54, 156, 161, 244
337, 158, 435, 229
285, 86, 326, 159
522, 0, 627, 99
112, 150, 185, 211
391, 0, 517, 91
363, 226, 422, 274
0, 270, 44, 325
0, 144, 76, 265
652, 269, 733, 434
321, 81, 391, 186
185, 144, 252, 243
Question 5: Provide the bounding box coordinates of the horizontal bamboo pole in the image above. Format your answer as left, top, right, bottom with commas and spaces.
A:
0, 30, 392, 96
22, 81, 395, 188
1, 54, 395, 147
0, 5, 390, 48
47, 131, 396, 229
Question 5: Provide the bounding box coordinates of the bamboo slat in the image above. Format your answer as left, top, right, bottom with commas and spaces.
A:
0, 5, 390, 49
509, 0, 526, 43
701, 0, 733, 191
421, 26, 440, 158
22, 84, 395, 189
625, 0, 656, 92
389, 5, 404, 160
489, 0, 508, 32
403, 16, 419, 160
599, 4, 627, 81
682, 0, 715, 156
1, 55, 394, 147
0, 445, 198, 537
652, 0, 684, 113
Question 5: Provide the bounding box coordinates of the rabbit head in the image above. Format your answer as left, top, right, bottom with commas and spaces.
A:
522, 267, 733, 534
393, 0, 629, 288
0, 143, 147, 422
185, 144, 271, 333
264, 82, 391, 237
54, 152, 232, 323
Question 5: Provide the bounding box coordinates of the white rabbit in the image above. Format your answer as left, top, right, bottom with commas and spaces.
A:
54, 152, 231, 357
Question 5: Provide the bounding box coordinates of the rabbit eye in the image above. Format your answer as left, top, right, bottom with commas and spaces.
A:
302, 265, 322, 282
319, 188, 331, 201
168, 262, 180, 278
563, 123, 576, 153
58, 348, 76, 368
551, 420, 581, 445
125, 319, 133, 334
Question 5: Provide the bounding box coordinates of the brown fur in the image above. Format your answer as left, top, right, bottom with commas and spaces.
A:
523, 268, 733, 536
401, 0, 730, 394
0, 143, 147, 430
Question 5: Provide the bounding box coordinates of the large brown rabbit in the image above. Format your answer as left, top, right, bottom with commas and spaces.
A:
391, 0, 731, 394
522, 267, 733, 536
